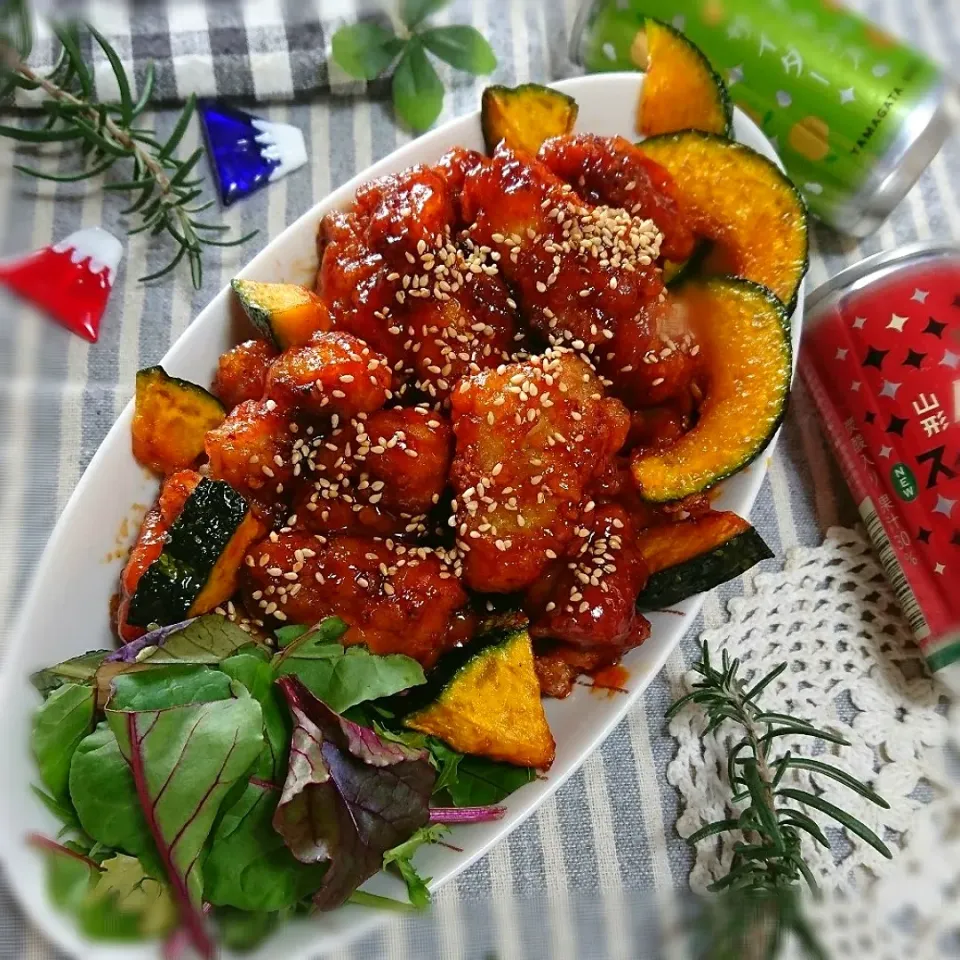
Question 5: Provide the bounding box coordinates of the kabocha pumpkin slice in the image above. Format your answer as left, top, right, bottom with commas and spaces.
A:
126, 477, 266, 629
632, 278, 791, 503
231, 278, 331, 349
635, 511, 772, 610
635, 18, 732, 138
661, 240, 711, 286
132, 366, 225, 475
481, 83, 578, 157
404, 615, 555, 769
639, 132, 808, 312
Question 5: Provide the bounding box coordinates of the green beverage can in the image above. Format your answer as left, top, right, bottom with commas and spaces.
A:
570, 0, 956, 236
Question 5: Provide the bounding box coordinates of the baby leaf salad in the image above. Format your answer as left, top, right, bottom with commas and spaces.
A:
29, 615, 533, 954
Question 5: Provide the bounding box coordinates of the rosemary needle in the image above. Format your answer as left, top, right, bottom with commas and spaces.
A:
0, 1, 256, 288
668, 641, 892, 959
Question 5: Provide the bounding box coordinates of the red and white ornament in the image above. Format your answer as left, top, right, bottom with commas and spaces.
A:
0, 226, 123, 342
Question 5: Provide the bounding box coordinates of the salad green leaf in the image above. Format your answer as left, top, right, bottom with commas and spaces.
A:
374, 726, 529, 804
31, 784, 82, 833
275, 624, 310, 649
107, 694, 264, 955
69, 723, 162, 877
32, 682, 96, 800
220, 650, 290, 780
31, 836, 177, 941
107, 615, 256, 666
215, 906, 285, 952
273, 676, 435, 910
383, 824, 448, 908
108, 664, 235, 711
274, 623, 425, 714
31, 650, 110, 698
443, 755, 535, 807
205, 780, 327, 912
80, 854, 177, 939
279, 616, 348, 646
31, 834, 99, 911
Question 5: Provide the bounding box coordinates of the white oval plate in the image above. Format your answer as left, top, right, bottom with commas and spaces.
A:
0, 73, 803, 959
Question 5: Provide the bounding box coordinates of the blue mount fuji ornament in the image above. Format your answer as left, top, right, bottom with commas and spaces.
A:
199, 101, 308, 206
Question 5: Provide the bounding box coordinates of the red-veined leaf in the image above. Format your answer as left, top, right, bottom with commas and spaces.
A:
107, 695, 263, 957
273, 676, 435, 909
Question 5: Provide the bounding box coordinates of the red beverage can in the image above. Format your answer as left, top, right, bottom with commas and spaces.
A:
801, 242, 960, 688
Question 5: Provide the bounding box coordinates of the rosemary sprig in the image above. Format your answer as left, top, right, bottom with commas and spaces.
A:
0, 0, 255, 287
668, 642, 893, 958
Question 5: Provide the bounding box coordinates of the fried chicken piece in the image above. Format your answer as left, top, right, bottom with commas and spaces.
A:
359, 407, 453, 513
525, 504, 650, 650
241, 531, 471, 667
435, 147, 490, 225
461, 141, 700, 409
116, 470, 201, 642
264, 331, 391, 418
355, 165, 455, 251
315, 210, 404, 368
399, 268, 522, 405
538, 133, 696, 263
317, 163, 523, 405
292, 406, 453, 538
316, 166, 454, 368
205, 399, 296, 521
213, 339, 277, 409
449, 348, 629, 593
533, 645, 609, 699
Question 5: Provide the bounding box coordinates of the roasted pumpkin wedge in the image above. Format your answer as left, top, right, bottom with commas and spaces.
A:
231, 279, 332, 349
132, 366, 226, 475
635, 511, 772, 610
639, 132, 808, 312
632, 278, 791, 503
404, 614, 555, 769
481, 83, 579, 157
126, 477, 266, 629
662, 240, 711, 286
635, 19, 732, 138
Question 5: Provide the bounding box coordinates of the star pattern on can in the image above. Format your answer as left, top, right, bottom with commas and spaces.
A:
800, 249, 960, 671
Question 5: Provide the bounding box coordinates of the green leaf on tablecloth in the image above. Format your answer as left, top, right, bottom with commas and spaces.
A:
331, 22, 404, 80
400, 0, 450, 29
392, 40, 445, 132
420, 26, 497, 74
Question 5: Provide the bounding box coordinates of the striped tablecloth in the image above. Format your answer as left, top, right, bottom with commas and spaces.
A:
0, 0, 957, 956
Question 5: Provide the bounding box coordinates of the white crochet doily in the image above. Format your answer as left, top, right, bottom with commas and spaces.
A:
667, 526, 960, 958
